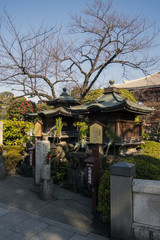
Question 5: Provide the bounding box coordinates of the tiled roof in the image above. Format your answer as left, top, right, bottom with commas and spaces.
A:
46, 88, 80, 106
115, 71, 160, 89
38, 107, 73, 117
71, 88, 153, 115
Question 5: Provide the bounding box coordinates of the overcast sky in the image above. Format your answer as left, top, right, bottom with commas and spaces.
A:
0, 0, 160, 96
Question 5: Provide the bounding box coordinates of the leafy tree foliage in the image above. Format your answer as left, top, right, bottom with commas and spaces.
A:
83, 89, 104, 103
7, 97, 53, 120
80, 87, 137, 104
8, 97, 37, 120
36, 102, 53, 112
3, 120, 34, 145
119, 88, 137, 103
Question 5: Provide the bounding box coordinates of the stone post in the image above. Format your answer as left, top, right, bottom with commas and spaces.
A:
35, 141, 50, 184
110, 161, 136, 240
39, 163, 53, 201
0, 121, 3, 145
0, 122, 5, 178
0, 155, 5, 178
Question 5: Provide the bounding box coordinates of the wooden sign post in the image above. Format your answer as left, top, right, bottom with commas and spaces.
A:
90, 121, 104, 144
34, 121, 43, 140
88, 121, 105, 212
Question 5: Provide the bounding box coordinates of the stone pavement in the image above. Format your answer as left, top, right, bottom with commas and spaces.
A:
0, 175, 110, 239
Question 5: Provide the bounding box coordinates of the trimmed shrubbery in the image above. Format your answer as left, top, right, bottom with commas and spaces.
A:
97, 141, 160, 219
97, 170, 110, 218
2, 120, 33, 170
4, 145, 24, 169
3, 120, 34, 145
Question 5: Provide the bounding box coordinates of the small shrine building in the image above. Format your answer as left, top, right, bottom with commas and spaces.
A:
28, 81, 153, 146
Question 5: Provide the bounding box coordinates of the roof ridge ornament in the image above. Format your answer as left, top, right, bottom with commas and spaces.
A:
104, 80, 119, 94
60, 87, 69, 96
108, 80, 115, 87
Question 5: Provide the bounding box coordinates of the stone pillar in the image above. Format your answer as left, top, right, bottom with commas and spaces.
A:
0, 121, 3, 145
41, 164, 51, 180
0, 155, 5, 178
39, 179, 53, 201
40, 163, 53, 201
110, 161, 136, 240
35, 141, 50, 184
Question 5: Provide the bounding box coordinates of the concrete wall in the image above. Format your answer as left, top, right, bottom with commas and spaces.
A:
0, 121, 3, 145
110, 162, 160, 240
132, 179, 160, 240
110, 161, 136, 240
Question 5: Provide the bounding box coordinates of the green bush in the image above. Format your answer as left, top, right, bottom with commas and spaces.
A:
97, 141, 160, 218
8, 97, 36, 120
4, 145, 24, 169
140, 141, 160, 158
97, 170, 110, 217
119, 88, 137, 103
3, 120, 34, 145
122, 155, 160, 180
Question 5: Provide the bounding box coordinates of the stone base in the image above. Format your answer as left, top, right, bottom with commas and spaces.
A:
0, 166, 5, 178
133, 223, 160, 240
39, 179, 53, 201
0, 155, 5, 178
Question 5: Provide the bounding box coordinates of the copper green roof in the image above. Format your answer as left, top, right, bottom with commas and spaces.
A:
46, 88, 80, 106
71, 87, 153, 115
38, 107, 73, 117
26, 82, 154, 118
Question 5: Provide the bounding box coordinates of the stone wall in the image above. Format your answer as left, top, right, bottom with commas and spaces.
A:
132, 179, 160, 240
110, 162, 160, 240
0, 155, 5, 178
67, 152, 88, 190
50, 143, 89, 190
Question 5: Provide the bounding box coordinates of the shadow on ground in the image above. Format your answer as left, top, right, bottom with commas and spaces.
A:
0, 174, 110, 237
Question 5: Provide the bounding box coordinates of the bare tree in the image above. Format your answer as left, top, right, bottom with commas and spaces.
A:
0, 12, 69, 100
0, 0, 159, 101
59, 0, 160, 100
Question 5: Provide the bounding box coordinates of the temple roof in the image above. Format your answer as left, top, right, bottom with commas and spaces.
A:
26, 81, 154, 118
46, 88, 80, 107
38, 107, 73, 117
115, 71, 160, 89
71, 81, 153, 115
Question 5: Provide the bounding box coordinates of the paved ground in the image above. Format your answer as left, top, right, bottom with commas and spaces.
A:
0, 174, 110, 239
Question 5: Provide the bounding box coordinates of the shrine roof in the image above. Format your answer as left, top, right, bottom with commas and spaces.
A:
46, 88, 80, 107
71, 81, 153, 115
38, 107, 73, 117
115, 71, 160, 89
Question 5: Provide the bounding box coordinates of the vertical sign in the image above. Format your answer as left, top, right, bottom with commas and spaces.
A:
0, 121, 3, 145
90, 121, 104, 144
35, 121, 42, 137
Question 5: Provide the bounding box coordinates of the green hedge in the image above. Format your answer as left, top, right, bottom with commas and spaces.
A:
3, 120, 33, 145
97, 141, 160, 218
4, 145, 24, 169
97, 170, 110, 217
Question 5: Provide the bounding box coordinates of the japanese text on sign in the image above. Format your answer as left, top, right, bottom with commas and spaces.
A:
90, 122, 103, 144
